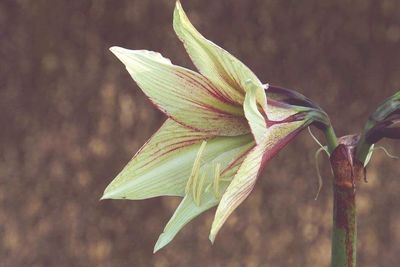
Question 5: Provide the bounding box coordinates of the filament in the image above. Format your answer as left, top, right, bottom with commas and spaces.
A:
185, 141, 207, 194
213, 163, 221, 198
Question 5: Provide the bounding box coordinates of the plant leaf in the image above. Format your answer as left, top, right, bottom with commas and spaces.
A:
110, 47, 249, 136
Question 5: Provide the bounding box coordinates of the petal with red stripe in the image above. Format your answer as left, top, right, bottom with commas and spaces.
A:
173, 1, 267, 110
209, 120, 307, 242
153, 139, 254, 252
110, 47, 249, 136
102, 119, 253, 200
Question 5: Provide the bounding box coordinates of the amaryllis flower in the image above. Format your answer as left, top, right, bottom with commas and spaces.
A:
356, 91, 400, 163
102, 1, 328, 252
362, 91, 400, 144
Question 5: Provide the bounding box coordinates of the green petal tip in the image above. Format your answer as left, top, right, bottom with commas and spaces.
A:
153, 233, 171, 253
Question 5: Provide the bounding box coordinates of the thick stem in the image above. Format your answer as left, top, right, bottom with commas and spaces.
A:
329, 141, 364, 267
331, 182, 357, 267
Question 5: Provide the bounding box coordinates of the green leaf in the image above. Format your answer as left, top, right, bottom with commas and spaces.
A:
110, 47, 249, 136
102, 119, 253, 200
173, 1, 267, 109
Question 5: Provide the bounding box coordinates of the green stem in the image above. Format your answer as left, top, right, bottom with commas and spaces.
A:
331, 184, 357, 267
330, 143, 362, 267
324, 125, 338, 154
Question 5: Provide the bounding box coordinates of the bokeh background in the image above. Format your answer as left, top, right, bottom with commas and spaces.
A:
1, 0, 400, 266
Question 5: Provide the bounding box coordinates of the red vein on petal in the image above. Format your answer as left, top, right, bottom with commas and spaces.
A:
260, 124, 307, 172
175, 69, 242, 106
220, 144, 255, 176
151, 138, 210, 159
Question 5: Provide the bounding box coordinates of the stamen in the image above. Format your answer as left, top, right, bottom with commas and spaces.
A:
213, 163, 221, 198
205, 183, 212, 192
191, 171, 199, 203
185, 141, 207, 194
195, 172, 207, 206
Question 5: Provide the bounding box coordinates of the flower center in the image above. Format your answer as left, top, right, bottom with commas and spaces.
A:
185, 141, 230, 206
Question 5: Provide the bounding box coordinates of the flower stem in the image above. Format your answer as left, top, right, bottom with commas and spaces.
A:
331, 182, 357, 267
329, 142, 363, 267
324, 125, 338, 154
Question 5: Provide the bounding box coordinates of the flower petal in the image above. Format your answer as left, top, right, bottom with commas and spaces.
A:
154, 140, 254, 252
102, 119, 253, 200
154, 191, 218, 253
266, 99, 304, 122
265, 85, 328, 123
110, 46, 249, 136
243, 82, 268, 144
173, 1, 267, 109
209, 120, 307, 242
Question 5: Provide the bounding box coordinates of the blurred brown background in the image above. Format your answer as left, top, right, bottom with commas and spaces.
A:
1, 0, 400, 266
